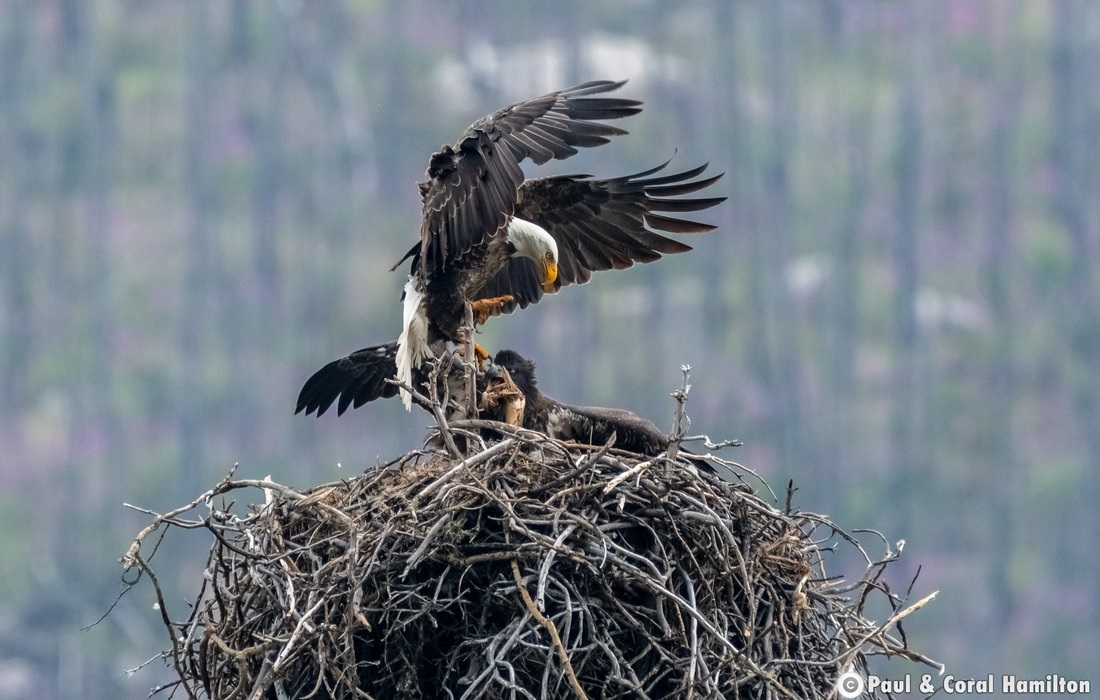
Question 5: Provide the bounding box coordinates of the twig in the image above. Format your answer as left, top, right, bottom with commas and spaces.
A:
511, 560, 587, 700
415, 437, 516, 500
666, 365, 692, 460
426, 359, 463, 459
603, 457, 651, 494
120, 464, 241, 570
832, 590, 941, 673
463, 301, 477, 420
403, 512, 452, 575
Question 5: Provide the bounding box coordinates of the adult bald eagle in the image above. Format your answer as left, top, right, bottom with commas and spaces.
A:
392, 79, 725, 409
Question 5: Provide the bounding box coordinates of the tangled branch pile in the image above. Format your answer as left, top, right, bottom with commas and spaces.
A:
124, 427, 939, 699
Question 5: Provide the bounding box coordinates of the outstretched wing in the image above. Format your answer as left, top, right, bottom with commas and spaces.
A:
295, 343, 401, 417
473, 161, 725, 314
296, 343, 483, 417
408, 80, 642, 276
548, 404, 668, 456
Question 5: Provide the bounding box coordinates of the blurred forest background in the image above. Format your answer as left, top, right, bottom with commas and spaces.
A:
1, 0, 1098, 697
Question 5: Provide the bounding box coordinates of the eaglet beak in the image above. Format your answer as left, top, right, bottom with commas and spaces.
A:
541, 260, 558, 293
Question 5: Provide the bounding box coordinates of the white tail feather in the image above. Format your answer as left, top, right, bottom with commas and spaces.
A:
396, 277, 430, 411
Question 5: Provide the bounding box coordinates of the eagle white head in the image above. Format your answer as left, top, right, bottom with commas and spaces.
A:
506, 217, 558, 292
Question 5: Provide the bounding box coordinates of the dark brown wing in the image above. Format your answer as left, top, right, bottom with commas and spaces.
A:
473, 160, 725, 314
553, 404, 734, 479
410, 80, 642, 277
297, 343, 486, 417
548, 404, 668, 456
295, 343, 401, 417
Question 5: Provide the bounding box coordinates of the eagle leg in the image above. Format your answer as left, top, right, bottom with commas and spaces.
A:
470, 295, 515, 326
452, 324, 490, 370
473, 342, 490, 368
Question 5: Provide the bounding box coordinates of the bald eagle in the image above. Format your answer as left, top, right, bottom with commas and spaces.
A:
483, 349, 669, 456
392, 79, 725, 409
480, 350, 734, 479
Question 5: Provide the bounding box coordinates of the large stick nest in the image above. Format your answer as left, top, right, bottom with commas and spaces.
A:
123, 428, 938, 699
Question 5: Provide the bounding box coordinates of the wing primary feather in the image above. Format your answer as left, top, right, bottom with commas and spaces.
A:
623, 160, 709, 184
558, 79, 629, 96
644, 195, 728, 213
296, 342, 403, 417
642, 213, 718, 234
641, 176, 726, 198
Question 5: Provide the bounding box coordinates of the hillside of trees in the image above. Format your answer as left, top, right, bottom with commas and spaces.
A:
1, 1, 1097, 697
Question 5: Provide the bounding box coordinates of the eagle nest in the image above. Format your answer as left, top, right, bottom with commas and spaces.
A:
122, 428, 939, 699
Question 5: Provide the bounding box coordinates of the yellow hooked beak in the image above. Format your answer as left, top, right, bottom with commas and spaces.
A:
541, 260, 558, 293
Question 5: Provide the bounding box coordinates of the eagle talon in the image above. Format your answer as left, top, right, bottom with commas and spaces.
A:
470, 295, 515, 326
473, 342, 490, 370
